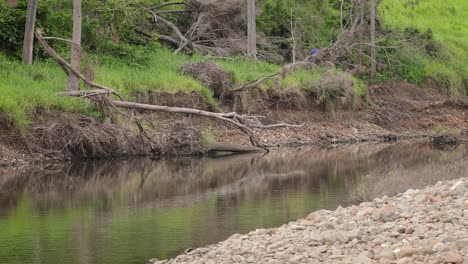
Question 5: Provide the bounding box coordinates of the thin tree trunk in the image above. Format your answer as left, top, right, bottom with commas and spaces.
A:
357, 0, 365, 67
22, 0, 38, 65
67, 0, 82, 91
247, 0, 257, 59
290, 9, 296, 63
370, 0, 377, 79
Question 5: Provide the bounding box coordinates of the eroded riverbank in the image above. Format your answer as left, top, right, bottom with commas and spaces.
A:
154, 178, 468, 264
1, 81, 467, 169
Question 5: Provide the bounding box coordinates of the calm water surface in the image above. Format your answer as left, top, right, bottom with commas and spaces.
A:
0, 142, 467, 264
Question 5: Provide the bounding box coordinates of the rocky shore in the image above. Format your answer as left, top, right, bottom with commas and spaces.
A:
153, 178, 467, 264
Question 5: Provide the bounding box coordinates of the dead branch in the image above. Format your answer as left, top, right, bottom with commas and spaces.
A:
155, 9, 196, 14
36, 30, 303, 150
233, 56, 315, 92
147, 9, 188, 43
150, 1, 186, 10
232, 72, 280, 92
35, 29, 116, 94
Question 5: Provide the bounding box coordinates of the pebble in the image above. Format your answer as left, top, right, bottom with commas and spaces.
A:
154, 178, 468, 264
442, 252, 463, 263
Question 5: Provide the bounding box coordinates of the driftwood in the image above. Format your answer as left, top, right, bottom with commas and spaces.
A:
35, 29, 303, 151
207, 142, 266, 153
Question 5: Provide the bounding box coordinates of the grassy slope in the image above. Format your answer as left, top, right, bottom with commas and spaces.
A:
0, 48, 320, 132
380, 0, 468, 94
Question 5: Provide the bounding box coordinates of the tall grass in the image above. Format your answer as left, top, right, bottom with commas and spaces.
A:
379, 0, 468, 95
1, 46, 369, 132
0, 55, 96, 132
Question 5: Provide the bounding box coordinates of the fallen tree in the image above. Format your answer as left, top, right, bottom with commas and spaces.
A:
35, 29, 303, 153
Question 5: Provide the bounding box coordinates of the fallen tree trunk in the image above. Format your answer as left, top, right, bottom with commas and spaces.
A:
207, 142, 266, 153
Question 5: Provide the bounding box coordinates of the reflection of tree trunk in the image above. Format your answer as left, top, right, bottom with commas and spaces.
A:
370, 0, 377, 79
67, 0, 82, 91
22, 0, 38, 64
74, 220, 90, 264
247, 0, 257, 59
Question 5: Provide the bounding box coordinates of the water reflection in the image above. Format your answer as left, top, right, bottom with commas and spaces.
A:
0, 142, 467, 264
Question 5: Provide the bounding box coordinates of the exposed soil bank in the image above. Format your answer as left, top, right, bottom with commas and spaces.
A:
152, 178, 468, 264
1, 81, 467, 168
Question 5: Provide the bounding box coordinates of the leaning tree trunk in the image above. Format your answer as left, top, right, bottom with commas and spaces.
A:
67, 0, 82, 91
247, 0, 257, 59
22, 0, 38, 65
369, 0, 377, 79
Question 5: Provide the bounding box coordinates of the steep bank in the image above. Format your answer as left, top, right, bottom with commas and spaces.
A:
153, 178, 468, 264
1, 80, 467, 168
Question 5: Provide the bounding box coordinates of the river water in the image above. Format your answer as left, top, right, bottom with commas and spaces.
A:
0, 142, 467, 264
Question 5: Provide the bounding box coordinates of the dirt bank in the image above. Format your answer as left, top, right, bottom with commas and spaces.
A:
0, 81, 467, 168
152, 178, 468, 264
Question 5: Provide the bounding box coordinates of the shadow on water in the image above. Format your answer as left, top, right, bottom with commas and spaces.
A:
0, 142, 467, 264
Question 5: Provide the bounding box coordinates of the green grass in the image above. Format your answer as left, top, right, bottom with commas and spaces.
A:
1, 46, 369, 132
379, 0, 468, 94
0, 54, 97, 132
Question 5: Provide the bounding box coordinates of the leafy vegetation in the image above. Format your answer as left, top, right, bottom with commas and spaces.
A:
380, 0, 468, 95
1, 0, 466, 133
2, 46, 347, 131
0, 54, 97, 132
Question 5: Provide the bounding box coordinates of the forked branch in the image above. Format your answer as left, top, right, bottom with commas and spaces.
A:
36, 29, 303, 150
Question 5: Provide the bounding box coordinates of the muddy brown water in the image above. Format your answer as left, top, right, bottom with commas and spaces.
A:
0, 142, 467, 264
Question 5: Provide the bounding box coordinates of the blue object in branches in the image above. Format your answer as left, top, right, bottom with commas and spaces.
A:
309, 48, 318, 56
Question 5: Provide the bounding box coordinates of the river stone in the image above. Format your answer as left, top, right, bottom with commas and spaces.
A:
380, 204, 398, 222
455, 239, 468, 249
414, 194, 427, 203
398, 247, 422, 257
317, 245, 328, 253
290, 224, 305, 230
231, 255, 244, 262
246, 256, 256, 263
442, 252, 464, 263
355, 252, 373, 264
442, 237, 456, 244
378, 247, 395, 260
372, 210, 381, 221
399, 212, 412, 219
321, 230, 338, 244
309, 232, 323, 241
337, 233, 350, 243
348, 228, 361, 239
450, 181, 464, 191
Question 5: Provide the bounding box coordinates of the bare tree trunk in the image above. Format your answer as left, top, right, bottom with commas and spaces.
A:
290, 9, 296, 63
357, 0, 365, 67
22, 0, 38, 65
247, 0, 257, 59
67, 0, 82, 91
370, 0, 377, 79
